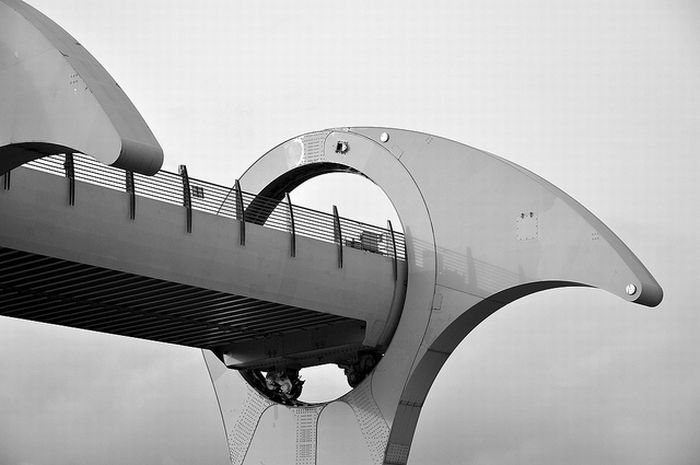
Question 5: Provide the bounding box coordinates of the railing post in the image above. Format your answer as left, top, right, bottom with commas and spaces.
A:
179, 165, 192, 233
2, 170, 10, 191
125, 171, 136, 220
63, 153, 75, 206
387, 219, 398, 281
285, 192, 296, 257
235, 179, 245, 246
333, 205, 343, 268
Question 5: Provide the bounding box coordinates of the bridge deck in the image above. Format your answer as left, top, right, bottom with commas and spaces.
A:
0, 156, 407, 369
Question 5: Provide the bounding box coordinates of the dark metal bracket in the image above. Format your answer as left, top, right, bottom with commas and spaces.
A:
125, 170, 136, 220
235, 179, 245, 246
388, 219, 398, 281
64, 153, 75, 206
333, 205, 343, 268
285, 192, 296, 257
179, 165, 192, 233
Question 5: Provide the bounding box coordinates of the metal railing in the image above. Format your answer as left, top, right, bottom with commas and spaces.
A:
22, 154, 406, 262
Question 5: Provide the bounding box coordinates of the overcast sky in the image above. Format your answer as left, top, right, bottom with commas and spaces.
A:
1, 1, 699, 464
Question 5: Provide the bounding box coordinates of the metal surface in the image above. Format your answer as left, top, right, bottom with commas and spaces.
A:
0, 0, 162, 175
125, 170, 136, 220
387, 220, 397, 282
179, 164, 193, 233
204, 127, 663, 465
63, 153, 75, 206
286, 192, 296, 257
333, 205, 343, 268
235, 179, 245, 246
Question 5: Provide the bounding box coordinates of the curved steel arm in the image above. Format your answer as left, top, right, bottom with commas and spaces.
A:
241, 128, 662, 308
0, 0, 163, 175
205, 127, 663, 465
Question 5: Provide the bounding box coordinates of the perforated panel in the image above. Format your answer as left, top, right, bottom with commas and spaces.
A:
300, 131, 331, 165
384, 443, 410, 464
293, 406, 323, 465
343, 382, 390, 464
228, 387, 273, 465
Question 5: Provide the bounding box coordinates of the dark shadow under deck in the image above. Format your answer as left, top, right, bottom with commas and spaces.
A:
0, 246, 364, 351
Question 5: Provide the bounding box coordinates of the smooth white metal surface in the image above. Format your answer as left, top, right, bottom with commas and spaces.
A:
0, 0, 163, 175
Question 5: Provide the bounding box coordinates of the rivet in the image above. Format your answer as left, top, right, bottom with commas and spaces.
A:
625, 283, 637, 296
380, 132, 390, 143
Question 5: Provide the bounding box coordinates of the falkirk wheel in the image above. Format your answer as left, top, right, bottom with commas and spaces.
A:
0, 1, 663, 464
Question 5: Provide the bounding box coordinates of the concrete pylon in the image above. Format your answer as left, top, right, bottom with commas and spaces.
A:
204, 128, 662, 465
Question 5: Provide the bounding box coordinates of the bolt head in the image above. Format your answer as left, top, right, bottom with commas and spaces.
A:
380, 132, 390, 143
335, 141, 349, 154
626, 283, 637, 296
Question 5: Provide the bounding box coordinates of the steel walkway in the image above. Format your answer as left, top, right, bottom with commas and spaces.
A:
0, 155, 407, 370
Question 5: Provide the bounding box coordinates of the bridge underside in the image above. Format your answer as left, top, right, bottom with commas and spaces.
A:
0, 246, 367, 369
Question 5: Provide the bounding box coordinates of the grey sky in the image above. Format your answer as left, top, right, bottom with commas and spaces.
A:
1, 1, 699, 464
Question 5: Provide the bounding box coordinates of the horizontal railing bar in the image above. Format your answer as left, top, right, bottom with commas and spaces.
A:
22, 154, 406, 260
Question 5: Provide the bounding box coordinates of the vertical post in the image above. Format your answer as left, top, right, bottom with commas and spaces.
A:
2, 170, 10, 191
125, 171, 136, 220
235, 179, 245, 246
285, 192, 296, 257
179, 165, 192, 233
387, 219, 398, 282
333, 205, 343, 268
64, 153, 75, 206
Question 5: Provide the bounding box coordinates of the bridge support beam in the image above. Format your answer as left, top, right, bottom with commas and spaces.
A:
205, 127, 662, 465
